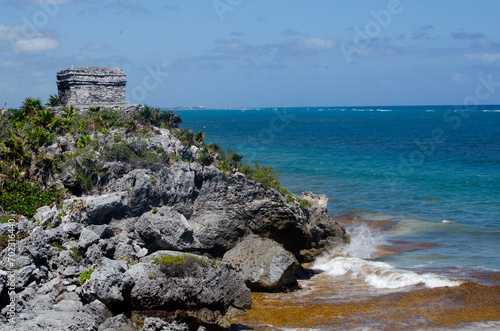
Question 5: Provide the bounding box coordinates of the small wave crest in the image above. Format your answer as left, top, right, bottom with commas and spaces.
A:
314, 257, 461, 289
313, 223, 462, 289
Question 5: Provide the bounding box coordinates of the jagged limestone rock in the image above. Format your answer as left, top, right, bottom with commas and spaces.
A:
222, 234, 299, 291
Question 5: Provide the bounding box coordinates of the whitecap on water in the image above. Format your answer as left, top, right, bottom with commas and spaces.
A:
314, 256, 461, 289
313, 223, 462, 289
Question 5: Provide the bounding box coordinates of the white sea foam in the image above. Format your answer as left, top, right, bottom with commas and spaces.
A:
313, 223, 462, 289
314, 256, 461, 289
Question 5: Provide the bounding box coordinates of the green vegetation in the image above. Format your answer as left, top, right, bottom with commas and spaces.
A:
138, 105, 182, 129
46, 94, 59, 107
152, 254, 212, 267
1, 95, 296, 217
0, 214, 14, 224
299, 199, 312, 209
0, 180, 65, 217
240, 161, 291, 197
79, 267, 95, 285
51, 241, 65, 251
0, 232, 28, 253
70, 247, 84, 261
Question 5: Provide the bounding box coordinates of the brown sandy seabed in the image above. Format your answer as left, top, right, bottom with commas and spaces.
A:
230, 215, 500, 330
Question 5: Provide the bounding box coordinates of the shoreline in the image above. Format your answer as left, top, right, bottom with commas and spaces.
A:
231, 217, 500, 330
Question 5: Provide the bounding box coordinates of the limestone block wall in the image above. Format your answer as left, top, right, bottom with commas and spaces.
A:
57, 66, 128, 107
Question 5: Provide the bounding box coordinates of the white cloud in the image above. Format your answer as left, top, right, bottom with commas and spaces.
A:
465, 53, 500, 63
297, 37, 337, 51
83, 41, 111, 51
0, 24, 40, 41
14, 38, 59, 52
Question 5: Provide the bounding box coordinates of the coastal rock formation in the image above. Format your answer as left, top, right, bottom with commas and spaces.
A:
222, 235, 299, 291
57, 66, 129, 109
0, 103, 348, 329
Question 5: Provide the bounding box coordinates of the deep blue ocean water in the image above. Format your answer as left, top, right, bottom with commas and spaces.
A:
178, 106, 500, 273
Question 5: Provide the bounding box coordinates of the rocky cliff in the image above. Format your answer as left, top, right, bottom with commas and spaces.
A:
0, 105, 348, 330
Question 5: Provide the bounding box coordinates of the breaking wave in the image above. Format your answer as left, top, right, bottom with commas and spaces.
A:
313, 224, 462, 289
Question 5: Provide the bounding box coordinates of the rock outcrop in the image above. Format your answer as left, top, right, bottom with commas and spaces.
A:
222, 235, 299, 291
0, 105, 348, 330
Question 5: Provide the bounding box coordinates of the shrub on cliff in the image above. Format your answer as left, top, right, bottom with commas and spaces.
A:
0, 96, 294, 217
138, 105, 182, 129
0, 179, 64, 217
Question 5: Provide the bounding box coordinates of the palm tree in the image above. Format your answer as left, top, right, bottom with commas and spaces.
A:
32, 109, 56, 129
20, 97, 43, 117
46, 94, 59, 107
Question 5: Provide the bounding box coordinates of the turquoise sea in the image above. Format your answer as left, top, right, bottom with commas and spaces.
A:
178, 105, 500, 277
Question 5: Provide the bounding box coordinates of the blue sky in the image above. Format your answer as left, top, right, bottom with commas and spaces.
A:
1, 0, 500, 108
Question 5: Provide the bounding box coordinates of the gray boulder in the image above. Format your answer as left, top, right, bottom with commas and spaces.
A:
78, 228, 101, 250
300, 191, 348, 260
82, 259, 132, 308
223, 234, 299, 291
60, 192, 128, 225
99, 314, 138, 331
125, 251, 251, 314
148, 128, 177, 155
62, 222, 84, 237
135, 207, 198, 251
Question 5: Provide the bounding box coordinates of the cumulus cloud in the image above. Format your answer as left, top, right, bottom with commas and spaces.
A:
14, 37, 59, 52
0, 25, 37, 41
0, 24, 59, 53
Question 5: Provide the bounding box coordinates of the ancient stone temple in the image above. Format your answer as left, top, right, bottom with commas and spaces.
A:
56, 66, 129, 108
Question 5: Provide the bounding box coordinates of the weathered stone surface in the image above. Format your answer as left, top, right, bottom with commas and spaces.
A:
140, 318, 189, 331
57, 66, 128, 108
299, 191, 348, 261
0, 98, 349, 330
125, 251, 252, 314
135, 206, 197, 251
61, 192, 128, 225
98, 314, 138, 331
223, 234, 299, 291
78, 228, 101, 250
81, 260, 132, 307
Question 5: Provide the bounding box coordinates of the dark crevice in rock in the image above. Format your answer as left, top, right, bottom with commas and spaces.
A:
192, 169, 204, 203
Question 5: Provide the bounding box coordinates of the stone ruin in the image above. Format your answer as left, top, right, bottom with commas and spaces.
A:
56, 66, 130, 109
